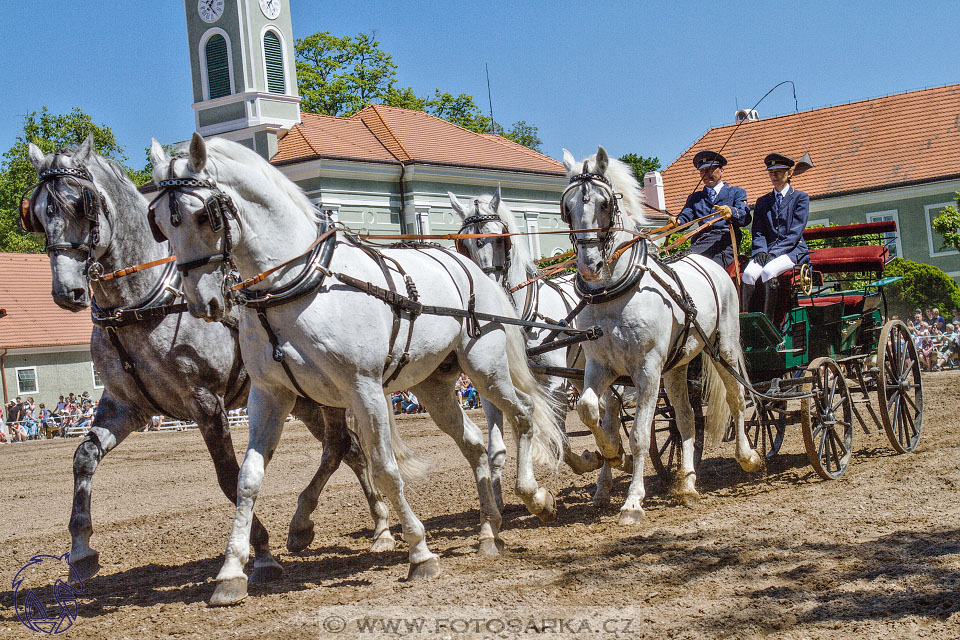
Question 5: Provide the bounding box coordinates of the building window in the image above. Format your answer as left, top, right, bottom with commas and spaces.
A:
92, 364, 104, 389
263, 30, 285, 94
866, 210, 902, 259
16, 367, 38, 395
205, 34, 231, 99
924, 202, 958, 257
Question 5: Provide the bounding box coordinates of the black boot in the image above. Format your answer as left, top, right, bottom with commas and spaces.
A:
740, 282, 756, 311
762, 279, 780, 323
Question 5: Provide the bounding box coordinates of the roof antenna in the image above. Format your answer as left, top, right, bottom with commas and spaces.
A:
485, 62, 496, 134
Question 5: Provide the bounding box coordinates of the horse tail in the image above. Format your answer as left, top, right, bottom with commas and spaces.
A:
700, 352, 732, 449
386, 406, 429, 483
501, 317, 566, 468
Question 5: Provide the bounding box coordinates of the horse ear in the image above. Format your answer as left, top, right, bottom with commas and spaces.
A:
149, 139, 168, 181
596, 146, 609, 174
73, 133, 95, 165
189, 132, 208, 172
27, 143, 46, 172
562, 149, 577, 174
490, 184, 502, 212
448, 191, 466, 219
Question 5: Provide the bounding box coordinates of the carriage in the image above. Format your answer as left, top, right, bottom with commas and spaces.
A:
649, 219, 923, 481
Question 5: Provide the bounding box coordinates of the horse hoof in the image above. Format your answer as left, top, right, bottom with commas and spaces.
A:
592, 491, 611, 508
70, 551, 100, 585
250, 561, 284, 584
209, 576, 248, 607
286, 525, 315, 553
535, 488, 557, 523
581, 450, 604, 472
369, 532, 396, 553
478, 537, 504, 556
407, 556, 441, 581
676, 491, 700, 507
739, 451, 764, 473
618, 508, 646, 525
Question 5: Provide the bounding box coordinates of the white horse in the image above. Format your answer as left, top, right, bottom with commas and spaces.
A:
561, 146, 762, 524
148, 134, 564, 605
449, 188, 605, 508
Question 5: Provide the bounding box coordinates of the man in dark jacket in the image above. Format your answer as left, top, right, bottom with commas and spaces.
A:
742, 153, 811, 318
674, 150, 751, 269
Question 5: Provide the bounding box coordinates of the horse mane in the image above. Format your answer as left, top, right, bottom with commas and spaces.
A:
568, 153, 648, 229
41, 145, 144, 215
486, 194, 537, 278
202, 138, 318, 228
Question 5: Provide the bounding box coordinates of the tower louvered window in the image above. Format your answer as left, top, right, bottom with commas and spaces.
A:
205, 34, 231, 99
263, 31, 285, 94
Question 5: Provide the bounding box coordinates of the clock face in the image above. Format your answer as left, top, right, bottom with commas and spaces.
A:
198, 0, 224, 23
259, 0, 281, 19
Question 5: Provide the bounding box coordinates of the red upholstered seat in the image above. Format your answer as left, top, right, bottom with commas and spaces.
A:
798, 294, 865, 315
809, 245, 888, 274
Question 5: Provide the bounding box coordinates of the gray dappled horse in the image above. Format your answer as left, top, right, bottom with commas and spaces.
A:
148, 133, 564, 605
23, 135, 394, 586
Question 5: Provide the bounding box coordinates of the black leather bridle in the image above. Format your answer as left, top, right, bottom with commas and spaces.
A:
455, 200, 512, 277
560, 171, 623, 261
20, 165, 108, 277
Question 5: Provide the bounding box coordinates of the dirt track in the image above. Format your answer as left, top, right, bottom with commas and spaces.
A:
1, 371, 959, 639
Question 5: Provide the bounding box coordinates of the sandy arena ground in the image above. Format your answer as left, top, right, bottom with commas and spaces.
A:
1, 371, 959, 639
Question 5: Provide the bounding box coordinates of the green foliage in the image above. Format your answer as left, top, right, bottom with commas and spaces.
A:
617, 153, 661, 183
931, 193, 960, 253
0, 107, 146, 253
297, 31, 543, 151
883, 257, 960, 318
295, 31, 397, 116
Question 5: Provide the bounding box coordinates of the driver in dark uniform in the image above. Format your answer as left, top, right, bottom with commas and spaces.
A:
672, 150, 751, 270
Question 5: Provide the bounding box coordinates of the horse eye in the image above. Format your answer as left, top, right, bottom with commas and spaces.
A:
196, 211, 209, 226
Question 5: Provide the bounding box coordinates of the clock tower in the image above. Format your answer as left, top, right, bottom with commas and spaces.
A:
184, 0, 301, 158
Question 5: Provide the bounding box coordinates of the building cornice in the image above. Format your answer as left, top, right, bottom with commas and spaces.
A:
810, 176, 960, 211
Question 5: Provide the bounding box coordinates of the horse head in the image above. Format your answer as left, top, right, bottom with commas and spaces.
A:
561, 146, 647, 284
148, 133, 235, 322
25, 134, 114, 311
449, 186, 514, 285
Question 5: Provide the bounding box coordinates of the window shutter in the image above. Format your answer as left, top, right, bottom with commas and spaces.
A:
263, 31, 285, 94
205, 35, 231, 99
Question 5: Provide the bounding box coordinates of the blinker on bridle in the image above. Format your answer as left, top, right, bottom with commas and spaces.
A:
20, 165, 108, 277
456, 199, 512, 276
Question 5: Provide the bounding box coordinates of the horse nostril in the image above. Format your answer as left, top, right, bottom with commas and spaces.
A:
594, 260, 604, 273
71, 288, 86, 302
208, 297, 222, 317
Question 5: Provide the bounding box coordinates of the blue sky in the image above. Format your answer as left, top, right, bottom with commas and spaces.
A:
2, 1, 957, 171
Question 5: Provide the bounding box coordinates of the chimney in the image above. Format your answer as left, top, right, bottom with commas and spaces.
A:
643, 171, 665, 213
735, 109, 759, 124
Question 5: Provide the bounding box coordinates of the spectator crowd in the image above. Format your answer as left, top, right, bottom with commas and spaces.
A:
390, 374, 482, 415
907, 307, 960, 372
1, 392, 98, 443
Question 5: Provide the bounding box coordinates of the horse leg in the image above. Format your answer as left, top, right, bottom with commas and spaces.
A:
196, 408, 282, 583
619, 362, 661, 525
350, 379, 439, 580
210, 385, 295, 606
479, 397, 507, 513
592, 388, 623, 507
412, 373, 503, 556
662, 365, 700, 504
578, 362, 622, 464
287, 405, 394, 553
716, 359, 762, 472
68, 392, 144, 584
549, 376, 602, 474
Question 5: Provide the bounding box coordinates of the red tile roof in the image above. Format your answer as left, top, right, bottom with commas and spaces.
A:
662, 83, 960, 214
274, 104, 564, 175
0, 253, 92, 349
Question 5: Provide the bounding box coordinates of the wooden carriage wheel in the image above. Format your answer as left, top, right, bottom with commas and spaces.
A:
801, 357, 854, 480
649, 392, 705, 482
877, 319, 923, 453
744, 393, 787, 459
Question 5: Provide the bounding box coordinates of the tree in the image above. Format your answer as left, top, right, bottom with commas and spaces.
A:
618, 153, 661, 183
883, 258, 960, 318
295, 31, 397, 116
932, 193, 960, 253
0, 107, 145, 253
297, 30, 544, 151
